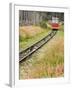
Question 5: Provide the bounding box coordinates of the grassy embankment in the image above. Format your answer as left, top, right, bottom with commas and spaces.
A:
19, 25, 50, 51
19, 24, 64, 79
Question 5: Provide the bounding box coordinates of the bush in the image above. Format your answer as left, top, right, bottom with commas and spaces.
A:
40, 21, 48, 29
19, 35, 25, 42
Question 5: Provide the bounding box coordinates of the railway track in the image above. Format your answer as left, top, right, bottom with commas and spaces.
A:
19, 30, 57, 62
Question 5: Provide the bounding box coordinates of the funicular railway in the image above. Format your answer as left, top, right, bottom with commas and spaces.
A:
19, 11, 60, 62
19, 30, 57, 62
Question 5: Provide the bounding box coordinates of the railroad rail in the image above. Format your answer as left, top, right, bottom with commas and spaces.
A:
19, 30, 57, 62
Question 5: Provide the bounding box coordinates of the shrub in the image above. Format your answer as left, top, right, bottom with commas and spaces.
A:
39, 21, 48, 29
19, 35, 25, 42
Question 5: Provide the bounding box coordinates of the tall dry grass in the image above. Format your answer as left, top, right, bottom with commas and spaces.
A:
19, 33, 64, 79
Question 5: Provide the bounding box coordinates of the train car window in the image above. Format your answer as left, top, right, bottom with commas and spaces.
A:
55, 18, 59, 23
52, 17, 55, 23
52, 17, 59, 23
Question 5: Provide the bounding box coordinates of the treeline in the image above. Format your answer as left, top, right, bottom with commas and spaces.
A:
19, 10, 64, 26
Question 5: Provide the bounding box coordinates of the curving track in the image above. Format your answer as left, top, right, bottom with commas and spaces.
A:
19, 30, 57, 62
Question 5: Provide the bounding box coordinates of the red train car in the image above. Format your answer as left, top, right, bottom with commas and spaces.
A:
51, 16, 59, 30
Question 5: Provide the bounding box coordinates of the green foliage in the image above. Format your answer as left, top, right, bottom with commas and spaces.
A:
19, 35, 25, 42
59, 25, 64, 31
39, 21, 48, 29
19, 30, 49, 51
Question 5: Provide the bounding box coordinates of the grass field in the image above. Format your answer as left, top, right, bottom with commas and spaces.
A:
19, 26, 50, 51
19, 24, 64, 79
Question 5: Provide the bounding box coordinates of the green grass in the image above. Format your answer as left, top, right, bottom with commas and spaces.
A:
19, 28, 50, 51
59, 24, 64, 31
19, 31, 64, 79
57, 31, 64, 37
19, 24, 64, 51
